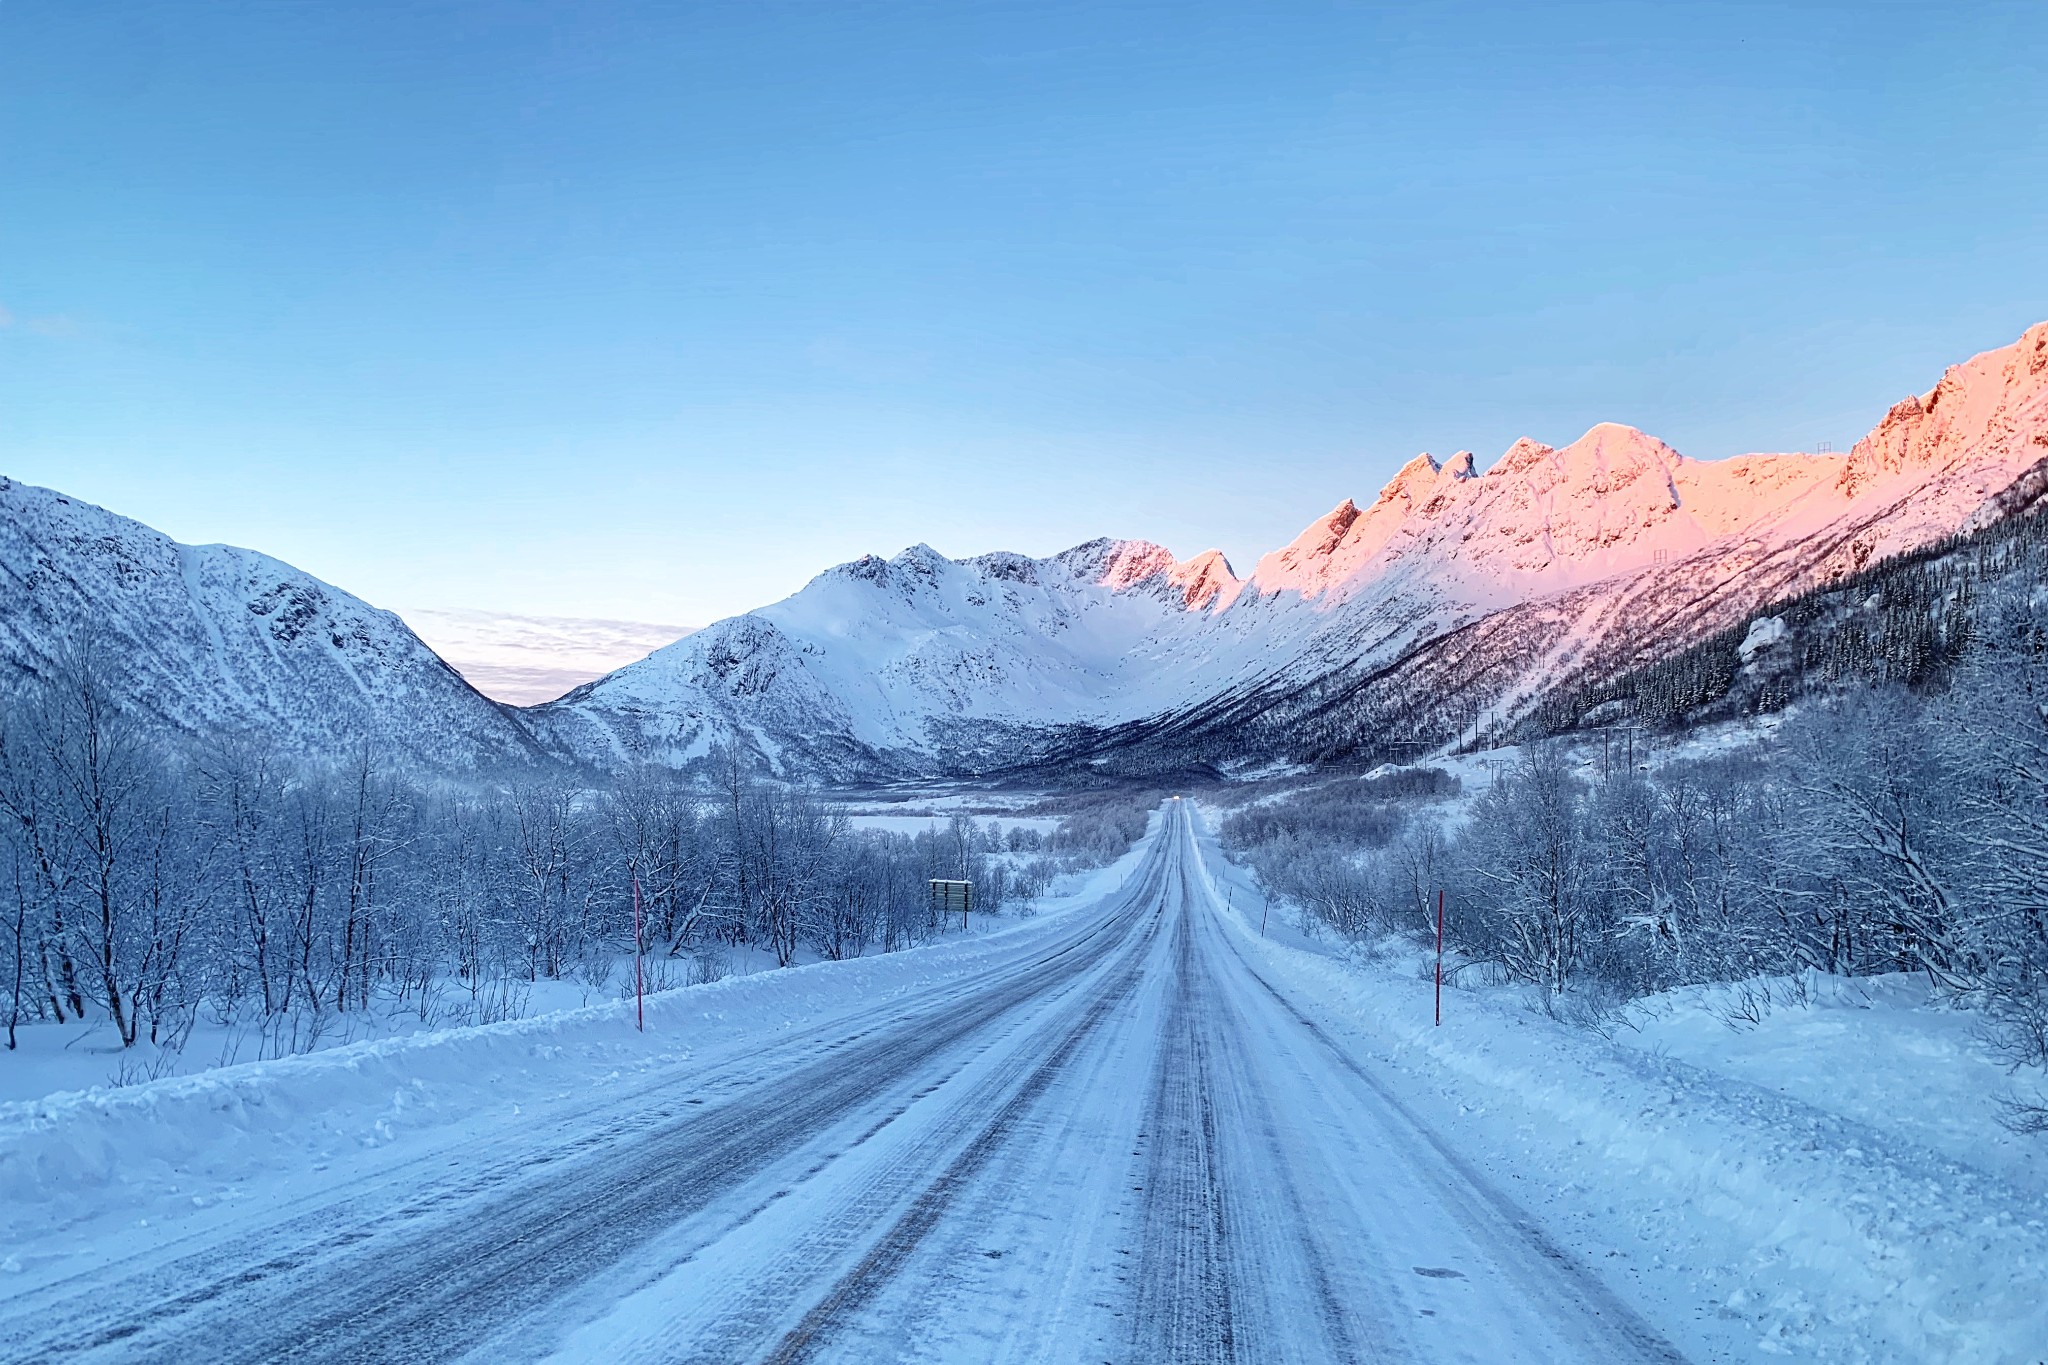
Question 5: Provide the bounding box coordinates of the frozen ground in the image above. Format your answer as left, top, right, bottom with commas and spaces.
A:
1198, 813, 2048, 1363
0, 930, 963, 1107
2, 802, 2040, 1362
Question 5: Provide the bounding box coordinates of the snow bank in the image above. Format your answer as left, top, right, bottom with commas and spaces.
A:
1621, 972, 2048, 1199
0, 843, 1147, 1257
1188, 804, 2048, 1364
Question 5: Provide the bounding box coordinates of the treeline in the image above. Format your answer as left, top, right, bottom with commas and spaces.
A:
0, 655, 1144, 1058
1539, 496, 2048, 735
1224, 580, 2048, 1132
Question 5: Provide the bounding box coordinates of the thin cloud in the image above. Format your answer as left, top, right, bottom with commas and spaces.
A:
23, 315, 81, 339
0, 303, 85, 338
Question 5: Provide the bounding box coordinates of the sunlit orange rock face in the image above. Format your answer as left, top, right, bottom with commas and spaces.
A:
1242, 322, 2048, 617
540, 321, 2048, 777
1840, 321, 2048, 496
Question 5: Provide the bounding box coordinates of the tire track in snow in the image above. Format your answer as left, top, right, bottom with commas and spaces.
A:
757, 902, 1159, 1365
1206, 870, 1691, 1364
1128, 870, 1238, 1364
1175, 878, 1376, 1365
2, 839, 1176, 1365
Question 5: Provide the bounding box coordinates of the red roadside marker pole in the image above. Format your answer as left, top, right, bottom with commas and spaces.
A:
632, 875, 646, 1033
1435, 889, 1445, 1027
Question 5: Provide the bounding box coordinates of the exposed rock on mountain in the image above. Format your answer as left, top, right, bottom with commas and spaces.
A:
539, 321, 2048, 778
12, 322, 2047, 780
0, 478, 543, 769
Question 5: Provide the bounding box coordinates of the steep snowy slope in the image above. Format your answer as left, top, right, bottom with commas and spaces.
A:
0, 478, 544, 768
1092, 319, 2048, 769
545, 320, 2048, 779
12, 322, 2043, 781
528, 539, 1242, 778
1247, 320, 2048, 614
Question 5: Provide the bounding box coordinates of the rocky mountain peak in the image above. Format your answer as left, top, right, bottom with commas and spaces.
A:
1840, 321, 2048, 497
1167, 549, 1242, 610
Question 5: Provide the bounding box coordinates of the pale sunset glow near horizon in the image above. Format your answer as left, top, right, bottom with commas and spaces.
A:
5, 0, 2046, 656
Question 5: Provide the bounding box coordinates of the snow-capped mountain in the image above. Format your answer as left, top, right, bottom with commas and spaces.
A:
526, 538, 1240, 778
541, 320, 2048, 778
0, 477, 543, 768
11, 322, 2045, 780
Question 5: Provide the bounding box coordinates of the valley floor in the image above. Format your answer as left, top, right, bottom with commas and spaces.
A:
1, 803, 2041, 1362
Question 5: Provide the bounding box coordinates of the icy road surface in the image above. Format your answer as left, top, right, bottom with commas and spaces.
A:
0, 803, 1685, 1363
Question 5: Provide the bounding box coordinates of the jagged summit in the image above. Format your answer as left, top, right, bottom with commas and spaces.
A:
1171, 549, 1241, 610
14, 322, 2048, 780
1250, 422, 1692, 600
526, 320, 2048, 777
1840, 319, 2048, 496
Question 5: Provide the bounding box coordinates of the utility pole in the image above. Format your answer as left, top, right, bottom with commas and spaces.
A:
1435, 890, 1445, 1026
632, 875, 645, 1032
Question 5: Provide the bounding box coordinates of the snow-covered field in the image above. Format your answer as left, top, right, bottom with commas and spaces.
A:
1195, 810, 2048, 1363
3, 801, 2041, 1362
0, 926, 1007, 1108
0, 852, 1133, 1256
1621, 972, 2048, 1200
842, 811, 1061, 836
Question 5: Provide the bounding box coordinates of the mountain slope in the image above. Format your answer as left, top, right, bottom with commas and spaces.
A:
13, 322, 2045, 781
526, 538, 1243, 779
0, 477, 544, 769
544, 321, 2048, 779
1076, 320, 2048, 770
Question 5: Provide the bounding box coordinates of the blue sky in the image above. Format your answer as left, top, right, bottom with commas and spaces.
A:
4, 1, 2045, 625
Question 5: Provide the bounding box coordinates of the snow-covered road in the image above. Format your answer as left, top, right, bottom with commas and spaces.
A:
1, 803, 1688, 1363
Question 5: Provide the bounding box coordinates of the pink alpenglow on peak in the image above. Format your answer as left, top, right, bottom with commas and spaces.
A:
1840, 320, 2048, 497
1072, 537, 1243, 611
1167, 548, 1242, 611
1084, 539, 1184, 592
535, 319, 2048, 780
1250, 323, 2048, 615
1251, 418, 1864, 606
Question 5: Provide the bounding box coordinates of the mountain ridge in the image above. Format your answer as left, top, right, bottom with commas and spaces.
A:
0, 476, 545, 769
7, 320, 2046, 779
541, 320, 2048, 778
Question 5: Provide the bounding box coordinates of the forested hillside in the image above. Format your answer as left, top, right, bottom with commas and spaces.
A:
1535, 488, 2048, 735
1221, 542, 2048, 1132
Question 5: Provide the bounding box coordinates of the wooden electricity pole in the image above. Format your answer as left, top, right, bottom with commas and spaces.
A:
1435, 889, 1445, 1026
632, 875, 645, 1032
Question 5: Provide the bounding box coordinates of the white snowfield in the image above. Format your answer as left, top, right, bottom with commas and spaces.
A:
537, 321, 2048, 776
8, 323, 2047, 777
2, 805, 2042, 1363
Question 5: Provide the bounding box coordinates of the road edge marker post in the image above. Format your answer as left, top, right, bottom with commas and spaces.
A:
633, 874, 646, 1033
1435, 889, 1444, 1026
